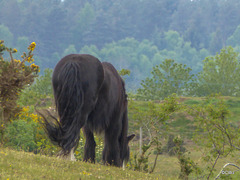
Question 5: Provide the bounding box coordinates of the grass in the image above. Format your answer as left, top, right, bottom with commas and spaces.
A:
2, 96, 240, 179
1, 146, 240, 180
0, 147, 169, 180
144, 145, 240, 179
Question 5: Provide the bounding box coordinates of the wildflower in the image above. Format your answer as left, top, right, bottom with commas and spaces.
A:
80, 171, 91, 176
22, 106, 30, 113
30, 63, 35, 68
28, 42, 36, 51
27, 57, 32, 62
12, 48, 18, 53
14, 59, 21, 64
30, 63, 39, 71
30, 113, 39, 122
26, 54, 34, 63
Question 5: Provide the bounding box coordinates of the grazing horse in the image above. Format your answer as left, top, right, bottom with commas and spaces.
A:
43, 54, 135, 167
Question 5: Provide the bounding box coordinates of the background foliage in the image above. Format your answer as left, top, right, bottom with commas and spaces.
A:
1, 0, 240, 89
1, 0, 240, 179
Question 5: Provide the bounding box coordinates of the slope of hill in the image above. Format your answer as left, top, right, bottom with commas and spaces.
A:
0, 147, 167, 180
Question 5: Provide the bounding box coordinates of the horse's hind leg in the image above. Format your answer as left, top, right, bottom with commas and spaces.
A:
70, 148, 76, 161
57, 148, 76, 161
83, 126, 96, 163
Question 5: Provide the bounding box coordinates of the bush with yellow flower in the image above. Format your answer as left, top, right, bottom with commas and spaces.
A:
0, 40, 40, 144
4, 105, 57, 154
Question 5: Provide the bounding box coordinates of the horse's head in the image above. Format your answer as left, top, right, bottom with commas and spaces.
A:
122, 134, 135, 169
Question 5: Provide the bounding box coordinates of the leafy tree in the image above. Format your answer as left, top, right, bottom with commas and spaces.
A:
79, 45, 100, 58
92, 38, 158, 89
152, 30, 208, 73
189, 95, 240, 179
48, 52, 61, 69
226, 24, 240, 47
163, 30, 184, 51
18, 68, 53, 106
62, 44, 77, 57
118, 68, 130, 77
0, 24, 14, 47
217, 0, 240, 44
30, 68, 53, 97
71, 2, 95, 47
16, 36, 29, 54
137, 59, 194, 100
209, 29, 224, 54
164, 134, 186, 156
0, 0, 22, 37
173, 136, 200, 180
196, 46, 240, 96
130, 94, 180, 173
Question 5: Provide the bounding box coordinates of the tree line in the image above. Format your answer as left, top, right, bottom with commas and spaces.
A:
1, 0, 240, 90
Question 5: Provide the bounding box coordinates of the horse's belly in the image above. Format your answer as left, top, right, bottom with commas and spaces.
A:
86, 111, 110, 134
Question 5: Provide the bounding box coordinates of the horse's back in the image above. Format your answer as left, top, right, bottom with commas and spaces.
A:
53, 54, 104, 87
53, 54, 103, 81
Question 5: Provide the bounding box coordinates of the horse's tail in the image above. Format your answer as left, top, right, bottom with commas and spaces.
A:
43, 61, 85, 155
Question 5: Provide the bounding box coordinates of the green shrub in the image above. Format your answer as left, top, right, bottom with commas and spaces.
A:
4, 120, 38, 152
164, 134, 186, 156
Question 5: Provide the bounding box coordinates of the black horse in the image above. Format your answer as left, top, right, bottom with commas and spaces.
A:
43, 54, 134, 167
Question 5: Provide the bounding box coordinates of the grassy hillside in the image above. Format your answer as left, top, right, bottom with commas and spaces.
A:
0, 147, 166, 180
1, 96, 240, 179
1, 146, 240, 180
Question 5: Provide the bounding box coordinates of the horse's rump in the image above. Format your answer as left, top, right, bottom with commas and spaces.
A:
44, 54, 104, 154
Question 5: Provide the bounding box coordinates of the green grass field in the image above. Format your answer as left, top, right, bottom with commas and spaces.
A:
0, 147, 167, 180
1, 96, 240, 179
1, 146, 240, 179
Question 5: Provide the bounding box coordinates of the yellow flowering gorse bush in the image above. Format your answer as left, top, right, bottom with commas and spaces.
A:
18, 106, 41, 123
0, 40, 40, 143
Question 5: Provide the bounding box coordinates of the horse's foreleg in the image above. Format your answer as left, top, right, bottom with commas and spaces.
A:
103, 131, 121, 167
83, 126, 96, 163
